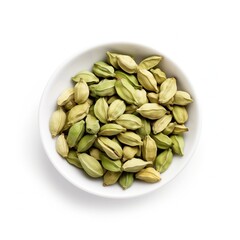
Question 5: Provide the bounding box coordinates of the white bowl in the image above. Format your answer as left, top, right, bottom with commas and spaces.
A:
39, 42, 201, 199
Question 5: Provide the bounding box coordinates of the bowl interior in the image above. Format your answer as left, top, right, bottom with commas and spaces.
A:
39, 43, 200, 198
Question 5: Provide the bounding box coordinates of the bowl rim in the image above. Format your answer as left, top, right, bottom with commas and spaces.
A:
38, 42, 201, 199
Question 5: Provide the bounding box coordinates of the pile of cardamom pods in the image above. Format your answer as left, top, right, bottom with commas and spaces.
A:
49, 52, 193, 189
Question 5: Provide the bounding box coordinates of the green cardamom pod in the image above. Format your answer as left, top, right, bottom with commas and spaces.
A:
135, 89, 149, 106
125, 104, 138, 114
85, 114, 100, 134
49, 107, 66, 137
66, 150, 82, 169
122, 158, 151, 172
162, 122, 176, 135
89, 79, 116, 97
64, 99, 76, 111
98, 123, 126, 136
74, 79, 89, 104
112, 137, 122, 147
173, 91, 193, 106
103, 171, 122, 186
155, 149, 173, 173
122, 146, 138, 161
115, 114, 142, 130
107, 95, 119, 104
56, 133, 69, 157
172, 106, 188, 124
106, 51, 121, 69
119, 172, 134, 189
115, 78, 138, 105
150, 68, 167, 84
72, 71, 99, 84
152, 114, 172, 134
78, 153, 104, 178
151, 133, 172, 149
107, 99, 126, 121
136, 103, 167, 120
57, 88, 74, 106
92, 61, 115, 78
170, 135, 184, 156
117, 132, 143, 146
115, 70, 142, 89
137, 69, 159, 93
77, 134, 97, 152
136, 118, 151, 139
117, 55, 138, 74
93, 98, 108, 123
67, 101, 90, 125
147, 92, 159, 103
135, 167, 161, 183
96, 137, 123, 160
66, 120, 85, 148
89, 148, 101, 160
159, 77, 177, 104
100, 153, 122, 172
172, 124, 189, 134
138, 56, 162, 70
136, 146, 142, 158
142, 135, 157, 162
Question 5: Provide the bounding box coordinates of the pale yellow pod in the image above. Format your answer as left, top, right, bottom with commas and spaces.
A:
49, 107, 66, 137
74, 79, 89, 104
57, 88, 74, 106
56, 133, 69, 158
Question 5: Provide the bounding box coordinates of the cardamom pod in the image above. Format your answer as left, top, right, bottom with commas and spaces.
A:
92, 61, 115, 78
137, 69, 159, 93
151, 133, 172, 149
64, 99, 76, 111
138, 56, 162, 70
107, 99, 126, 121
162, 122, 176, 135
115, 114, 142, 130
150, 68, 167, 84
67, 101, 90, 125
172, 124, 189, 134
115, 78, 138, 105
122, 158, 151, 172
56, 133, 69, 157
142, 135, 157, 162
152, 114, 172, 134
74, 79, 89, 104
89, 79, 116, 97
94, 98, 108, 123
135, 89, 149, 106
103, 171, 122, 186
66, 120, 85, 148
155, 149, 173, 173
172, 106, 188, 124
66, 150, 82, 169
159, 77, 177, 104
78, 153, 103, 178
117, 55, 138, 74
98, 123, 126, 136
136, 103, 167, 120
136, 118, 151, 139
173, 91, 193, 106
100, 153, 122, 172
119, 172, 134, 189
89, 148, 101, 160
77, 134, 97, 152
170, 135, 184, 156
112, 137, 122, 147
135, 167, 161, 183
96, 137, 123, 160
107, 95, 119, 104
117, 132, 143, 146
122, 146, 138, 161
125, 104, 138, 114
106, 51, 121, 69
57, 88, 74, 106
115, 70, 142, 89
136, 146, 142, 158
49, 107, 66, 137
85, 114, 100, 134
147, 92, 159, 103
72, 71, 99, 84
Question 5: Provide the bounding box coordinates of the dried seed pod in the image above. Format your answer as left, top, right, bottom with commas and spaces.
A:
72, 71, 99, 84
135, 167, 161, 183
56, 133, 69, 158
142, 135, 157, 162
137, 69, 158, 93
49, 107, 66, 137
159, 78, 177, 104
138, 56, 162, 70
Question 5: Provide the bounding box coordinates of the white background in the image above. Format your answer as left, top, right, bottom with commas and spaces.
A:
0, 0, 239, 239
